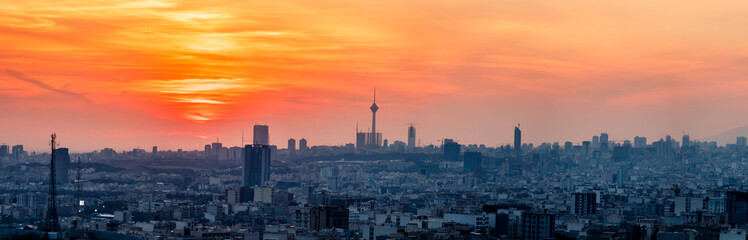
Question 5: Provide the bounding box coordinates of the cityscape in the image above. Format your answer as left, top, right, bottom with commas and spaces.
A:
4, 1, 748, 240
3, 92, 748, 240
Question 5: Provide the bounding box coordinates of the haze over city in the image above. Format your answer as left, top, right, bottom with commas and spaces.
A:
3, 1, 748, 152
5, 1, 748, 240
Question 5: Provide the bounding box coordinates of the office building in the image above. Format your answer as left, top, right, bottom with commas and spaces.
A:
54, 148, 71, 184
444, 139, 460, 162
11, 145, 23, 161
600, 133, 609, 152
464, 152, 482, 172
288, 138, 296, 154
0, 145, 8, 156
299, 138, 308, 152
408, 124, 416, 148
253, 125, 269, 145
243, 144, 271, 187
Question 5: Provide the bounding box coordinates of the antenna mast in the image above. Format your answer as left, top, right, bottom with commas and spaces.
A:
44, 133, 59, 232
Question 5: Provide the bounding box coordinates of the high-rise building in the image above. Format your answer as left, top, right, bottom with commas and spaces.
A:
737, 136, 747, 148
582, 141, 590, 156
243, 144, 271, 187
444, 139, 460, 162
407, 124, 416, 148
299, 138, 308, 152
253, 125, 270, 145
726, 191, 748, 225
11, 145, 23, 161
600, 133, 609, 152
592, 136, 599, 149
682, 134, 690, 150
464, 152, 482, 172
521, 212, 555, 240
204, 144, 211, 154
0, 145, 8, 156
634, 136, 647, 148
571, 192, 597, 216
54, 148, 71, 184
152, 146, 157, 154
514, 126, 522, 156
564, 142, 573, 152
288, 138, 296, 153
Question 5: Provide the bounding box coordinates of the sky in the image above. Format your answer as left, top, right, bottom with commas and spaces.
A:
2, 0, 748, 152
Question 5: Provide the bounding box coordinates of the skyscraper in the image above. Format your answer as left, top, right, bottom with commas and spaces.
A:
288, 138, 296, 153
514, 125, 522, 156
407, 124, 416, 149
54, 148, 70, 184
592, 136, 599, 149
600, 133, 609, 152
370, 89, 379, 148
253, 125, 270, 145
11, 145, 23, 161
444, 139, 460, 162
464, 152, 482, 172
299, 138, 308, 152
243, 144, 271, 187
682, 134, 690, 150
0, 145, 8, 156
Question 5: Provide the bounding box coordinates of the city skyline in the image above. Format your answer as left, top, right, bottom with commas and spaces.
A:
4, 1, 748, 151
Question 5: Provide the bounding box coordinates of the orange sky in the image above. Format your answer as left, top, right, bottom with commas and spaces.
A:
2, 0, 748, 152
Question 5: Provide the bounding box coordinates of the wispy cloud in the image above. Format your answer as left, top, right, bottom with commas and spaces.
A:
5, 69, 93, 103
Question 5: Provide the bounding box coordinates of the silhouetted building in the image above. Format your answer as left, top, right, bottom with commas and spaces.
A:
408, 124, 416, 149
54, 148, 70, 184
11, 145, 23, 161
0, 145, 8, 157
571, 192, 597, 216
634, 136, 647, 148
299, 138, 308, 152
682, 134, 690, 150
444, 139, 460, 162
288, 138, 296, 154
253, 125, 269, 145
151, 146, 157, 154
600, 133, 609, 152
514, 126, 522, 156
521, 212, 554, 240
464, 152, 482, 172
243, 144, 271, 187
310, 206, 349, 230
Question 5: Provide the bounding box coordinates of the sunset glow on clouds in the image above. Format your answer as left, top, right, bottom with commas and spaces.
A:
2, 0, 748, 151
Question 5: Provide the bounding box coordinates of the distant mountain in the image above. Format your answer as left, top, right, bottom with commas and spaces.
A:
706, 125, 748, 145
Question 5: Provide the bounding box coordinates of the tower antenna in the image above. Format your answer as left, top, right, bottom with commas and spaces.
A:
44, 133, 59, 232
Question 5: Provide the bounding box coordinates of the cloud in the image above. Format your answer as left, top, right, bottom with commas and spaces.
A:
5, 69, 93, 103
